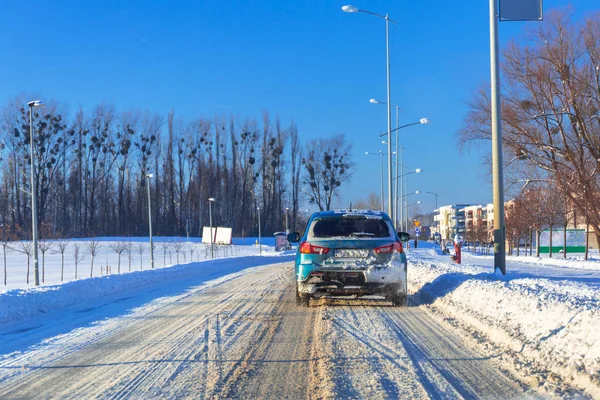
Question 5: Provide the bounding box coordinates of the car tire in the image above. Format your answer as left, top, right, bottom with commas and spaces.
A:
296, 283, 309, 307
392, 293, 407, 307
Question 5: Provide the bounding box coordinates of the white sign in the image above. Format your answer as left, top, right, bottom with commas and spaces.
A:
202, 226, 232, 245
201, 226, 216, 244
215, 227, 232, 245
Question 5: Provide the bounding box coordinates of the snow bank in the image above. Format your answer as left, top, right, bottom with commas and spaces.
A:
408, 243, 600, 397
0, 254, 293, 326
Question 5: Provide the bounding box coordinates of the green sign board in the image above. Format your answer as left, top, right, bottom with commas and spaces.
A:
539, 229, 585, 253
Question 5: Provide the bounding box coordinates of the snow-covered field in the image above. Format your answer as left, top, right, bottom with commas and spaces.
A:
407, 242, 600, 397
1, 237, 599, 397
0, 237, 273, 291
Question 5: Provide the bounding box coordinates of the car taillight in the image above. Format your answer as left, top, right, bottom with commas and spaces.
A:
300, 242, 330, 255
374, 242, 403, 254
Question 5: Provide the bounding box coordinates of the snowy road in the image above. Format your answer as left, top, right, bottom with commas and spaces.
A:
0, 261, 536, 399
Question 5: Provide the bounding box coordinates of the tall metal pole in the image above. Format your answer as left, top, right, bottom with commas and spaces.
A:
394, 107, 399, 228
399, 146, 403, 231
29, 105, 39, 286
404, 169, 408, 231
146, 174, 154, 269
285, 207, 289, 233
490, 0, 506, 275
380, 151, 384, 210
385, 14, 393, 223
257, 207, 262, 255
209, 199, 214, 259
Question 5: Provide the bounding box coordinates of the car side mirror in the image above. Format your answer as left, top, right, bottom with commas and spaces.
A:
287, 232, 301, 243
397, 232, 410, 242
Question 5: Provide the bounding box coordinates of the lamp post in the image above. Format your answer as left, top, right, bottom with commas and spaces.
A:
365, 150, 385, 210
426, 191, 439, 210
208, 197, 216, 259
400, 168, 422, 230
371, 99, 401, 226
370, 99, 430, 227
344, 5, 396, 222
257, 206, 262, 255
146, 173, 154, 269
285, 207, 289, 234
28, 100, 43, 286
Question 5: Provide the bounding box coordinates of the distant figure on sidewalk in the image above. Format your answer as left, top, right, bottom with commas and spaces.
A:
453, 234, 463, 264
441, 239, 449, 255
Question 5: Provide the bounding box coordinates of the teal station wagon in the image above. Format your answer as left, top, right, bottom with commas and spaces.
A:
287, 209, 410, 306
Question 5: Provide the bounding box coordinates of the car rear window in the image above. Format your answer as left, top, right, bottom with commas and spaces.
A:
309, 216, 393, 238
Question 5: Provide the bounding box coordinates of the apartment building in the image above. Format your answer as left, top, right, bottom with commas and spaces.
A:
433, 204, 473, 240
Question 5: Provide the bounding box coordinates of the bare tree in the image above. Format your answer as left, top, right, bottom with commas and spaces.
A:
0, 227, 12, 285
86, 239, 102, 277
73, 243, 86, 279
14, 241, 33, 284
172, 239, 184, 264
125, 242, 135, 272
159, 242, 171, 266
38, 239, 55, 283
542, 187, 566, 258
53, 241, 69, 282
459, 10, 600, 247
189, 245, 195, 262
136, 242, 145, 270
353, 192, 381, 210
302, 134, 353, 211
109, 240, 129, 274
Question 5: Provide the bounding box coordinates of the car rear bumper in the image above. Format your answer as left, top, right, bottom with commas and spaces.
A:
297, 265, 407, 297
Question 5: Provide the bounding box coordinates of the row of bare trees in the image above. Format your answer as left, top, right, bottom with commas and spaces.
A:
0, 97, 354, 242
1, 238, 244, 286
459, 9, 600, 252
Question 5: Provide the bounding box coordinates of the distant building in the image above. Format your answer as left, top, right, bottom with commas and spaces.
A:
432, 200, 597, 249
434, 204, 473, 240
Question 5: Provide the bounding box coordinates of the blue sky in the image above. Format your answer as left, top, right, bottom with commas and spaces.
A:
1, 0, 595, 215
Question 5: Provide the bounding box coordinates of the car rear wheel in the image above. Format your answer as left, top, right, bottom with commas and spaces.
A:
391, 293, 407, 307
295, 283, 309, 307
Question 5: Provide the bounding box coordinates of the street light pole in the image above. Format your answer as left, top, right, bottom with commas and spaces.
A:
365, 150, 387, 210
385, 12, 393, 223
285, 207, 289, 234
399, 146, 404, 230
28, 100, 43, 286
400, 169, 422, 231
146, 173, 154, 269
394, 105, 399, 228
208, 197, 216, 259
344, 6, 396, 222
257, 206, 262, 255
427, 191, 438, 210
490, 0, 506, 275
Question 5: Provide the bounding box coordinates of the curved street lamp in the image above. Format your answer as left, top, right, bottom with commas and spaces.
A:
427, 191, 439, 210
401, 168, 422, 231
371, 98, 430, 228
344, 5, 397, 222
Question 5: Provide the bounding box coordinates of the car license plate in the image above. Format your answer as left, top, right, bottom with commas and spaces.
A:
335, 249, 368, 258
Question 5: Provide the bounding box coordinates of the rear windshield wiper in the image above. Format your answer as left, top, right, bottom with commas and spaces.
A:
348, 232, 375, 237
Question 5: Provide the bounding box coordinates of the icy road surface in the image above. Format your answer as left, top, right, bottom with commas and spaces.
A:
0, 262, 537, 399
